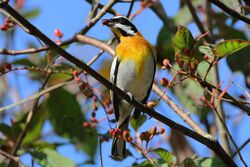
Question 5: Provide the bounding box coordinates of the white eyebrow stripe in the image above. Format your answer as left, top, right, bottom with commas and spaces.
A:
114, 23, 135, 35
113, 16, 127, 19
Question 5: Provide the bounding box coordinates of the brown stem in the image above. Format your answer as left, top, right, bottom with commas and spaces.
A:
0, 149, 25, 167
231, 138, 250, 158
130, 141, 156, 165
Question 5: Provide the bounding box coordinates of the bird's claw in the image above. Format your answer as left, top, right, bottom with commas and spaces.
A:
127, 92, 134, 102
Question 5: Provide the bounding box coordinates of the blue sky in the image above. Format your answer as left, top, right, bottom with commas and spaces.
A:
0, 0, 249, 166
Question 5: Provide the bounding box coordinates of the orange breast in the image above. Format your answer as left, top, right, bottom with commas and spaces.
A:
116, 33, 155, 77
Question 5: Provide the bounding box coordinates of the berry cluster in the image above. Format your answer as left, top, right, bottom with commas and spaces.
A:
139, 126, 165, 141
73, 70, 94, 98
139, 126, 165, 150
109, 129, 132, 142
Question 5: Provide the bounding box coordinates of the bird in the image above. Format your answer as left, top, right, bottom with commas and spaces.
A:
102, 16, 157, 159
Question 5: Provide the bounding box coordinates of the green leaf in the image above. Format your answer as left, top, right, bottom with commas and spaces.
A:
22, 106, 47, 145
47, 72, 72, 85
22, 8, 40, 19
199, 46, 214, 57
31, 148, 75, 167
226, 45, 250, 87
0, 162, 7, 167
194, 157, 226, 167
180, 158, 198, 167
173, 25, 195, 52
174, 0, 204, 25
156, 25, 175, 63
47, 88, 97, 157
12, 58, 36, 66
181, 157, 226, 167
0, 123, 22, 141
132, 160, 158, 167
130, 115, 147, 131
171, 62, 211, 120
215, 40, 250, 58
172, 25, 200, 65
153, 148, 176, 165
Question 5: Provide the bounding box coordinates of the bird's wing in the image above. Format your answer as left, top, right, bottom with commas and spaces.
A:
133, 47, 157, 119
110, 56, 120, 121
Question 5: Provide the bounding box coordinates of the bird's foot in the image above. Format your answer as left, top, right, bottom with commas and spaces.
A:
126, 91, 134, 103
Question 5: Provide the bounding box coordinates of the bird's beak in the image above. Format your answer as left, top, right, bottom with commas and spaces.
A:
102, 19, 113, 27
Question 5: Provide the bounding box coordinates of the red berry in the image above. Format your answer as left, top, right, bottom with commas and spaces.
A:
4, 63, 12, 70
90, 117, 97, 123
160, 78, 168, 87
203, 55, 209, 60
127, 136, 132, 142
109, 129, 115, 136
183, 48, 190, 55
158, 128, 165, 134
239, 95, 246, 100
56, 39, 61, 45
140, 132, 146, 140
123, 130, 130, 139
162, 59, 170, 66
150, 126, 157, 135
107, 109, 113, 115
75, 77, 81, 82
54, 29, 63, 38
0, 25, 7, 31
83, 122, 90, 128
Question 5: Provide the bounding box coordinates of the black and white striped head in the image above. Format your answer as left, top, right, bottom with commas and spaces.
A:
102, 16, 138, 38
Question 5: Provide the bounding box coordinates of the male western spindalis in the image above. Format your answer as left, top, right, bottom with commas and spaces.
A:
102, 16, 156, 158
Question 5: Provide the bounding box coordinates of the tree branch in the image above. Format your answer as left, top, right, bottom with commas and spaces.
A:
207, 0, 250, 24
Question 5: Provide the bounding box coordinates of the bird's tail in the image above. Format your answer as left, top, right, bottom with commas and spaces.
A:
111, 116, 130, 159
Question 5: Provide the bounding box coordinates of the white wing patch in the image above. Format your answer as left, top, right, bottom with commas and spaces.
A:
110, 56, 118, 82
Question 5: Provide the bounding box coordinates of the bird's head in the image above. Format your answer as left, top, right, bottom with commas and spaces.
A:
102, 16, 138, 39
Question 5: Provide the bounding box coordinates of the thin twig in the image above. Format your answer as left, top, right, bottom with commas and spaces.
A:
185, 0, 212, 42
130, 142, 156, 166
153, 84, 212, 139
99, 137, 104, 167
0, 80, 73, 112
85, 0, 119, 16
231, 138, 250, 158
213, 106, 247, 166
0, 150, 25, 167
76, 35, 115, 55
126, 0, 135, 17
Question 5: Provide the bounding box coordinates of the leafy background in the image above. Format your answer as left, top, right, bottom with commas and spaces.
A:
0, 0, 249, 166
